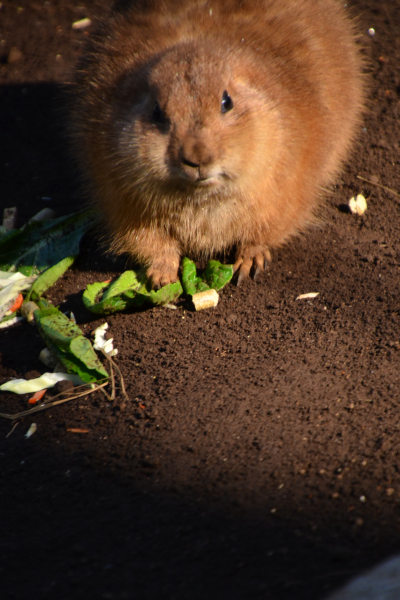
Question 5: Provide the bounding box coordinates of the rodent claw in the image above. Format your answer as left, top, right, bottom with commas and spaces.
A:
235, 258, 252, 285
234, 248, 271, 284
253, 265, 263, 280
253, 254, 265, 280
147, 268, 179, 290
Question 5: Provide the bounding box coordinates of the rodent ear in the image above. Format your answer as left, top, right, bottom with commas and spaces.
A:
221, 90, 234, 114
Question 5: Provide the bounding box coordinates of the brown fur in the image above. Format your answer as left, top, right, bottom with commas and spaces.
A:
72, 0, 365, 287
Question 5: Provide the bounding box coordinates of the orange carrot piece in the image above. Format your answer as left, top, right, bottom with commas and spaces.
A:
28, 389, 46, 405
10, 293, 24, 313
67, 428, 89, 433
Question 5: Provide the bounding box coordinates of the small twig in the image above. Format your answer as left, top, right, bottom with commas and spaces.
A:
357, 175, 400, 200
100, 350, 128, 406
98, 385, 113, 402
0, 381, 109, 421
101, 349, 115, 400
6, 421, 19, 438
108, 356, 128, 400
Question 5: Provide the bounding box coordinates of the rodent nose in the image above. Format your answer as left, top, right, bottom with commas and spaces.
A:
180, 139, 214, 170
181, 156, 200, 169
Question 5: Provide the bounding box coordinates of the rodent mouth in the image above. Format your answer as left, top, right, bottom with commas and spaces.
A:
167, 166, 232, 191
195, 176, 224, 187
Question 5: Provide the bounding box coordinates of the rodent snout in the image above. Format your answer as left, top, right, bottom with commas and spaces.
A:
179, 137, 217, 181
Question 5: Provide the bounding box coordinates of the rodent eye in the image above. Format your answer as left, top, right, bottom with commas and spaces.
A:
152, 101, 165, 124
221, 90, 233, 114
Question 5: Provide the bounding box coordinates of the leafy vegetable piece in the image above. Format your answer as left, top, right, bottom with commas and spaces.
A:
83, 270, 183, 315
0, 315, 23, 329
28, 256, 76, 301
181, 258, 233, 296
0, 210, 92, 276
202, 260, 234, 290
0, 271, 27, 288
0, 273, 37, 319
181, 258, 209, 295
34, 306, 108, 383
0, 372, 83, 394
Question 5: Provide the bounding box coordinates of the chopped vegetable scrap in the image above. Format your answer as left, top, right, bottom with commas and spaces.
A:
0, 209, 92, 276
296, 292, 320, 300
93, 323, 118, 356
28, 389, 47, 405
181, 258, 233, 296
348, 194, 368, 215
0, 270, 37, 320
0, 210, 92, 327
25, 423, 37, 438
34, 305, 109, 383
67, 428, 89, 433
0, 372, 83, 394
83, 270, 183, 315
83, 258, 233, 316
192, 289, 219, 311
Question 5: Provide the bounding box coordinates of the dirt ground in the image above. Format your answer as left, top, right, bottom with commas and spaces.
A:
1, 1, 400, 598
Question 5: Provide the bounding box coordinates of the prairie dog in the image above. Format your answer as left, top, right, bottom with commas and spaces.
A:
73, 0, 364, 287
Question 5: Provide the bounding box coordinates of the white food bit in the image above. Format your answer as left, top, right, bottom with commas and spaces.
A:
20, 300, 40, 324
0, 373, 82, 394
348, 194, 367, 215
0, 315, 24, 329
192, 289, 219, 311
39, 348, 58, 369
0, 270, 27, 289
28, 208, 56, 223
368, 28, 375, 37
72, 17, 92, 30
296, 292, 320, 300
93, 323, 118, 356
25, 423, 37, 439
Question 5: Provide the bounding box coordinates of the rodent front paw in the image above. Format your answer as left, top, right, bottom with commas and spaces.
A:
147, 266, 179, 290
233, 246, 271, 286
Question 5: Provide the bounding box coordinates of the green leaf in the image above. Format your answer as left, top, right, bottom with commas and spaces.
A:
181, 258, 208, 295
28, 255, 76, 301
0, 210, 92, 276
83, 270, 183, 315
203, 260, 233, 290
34, 306, 108, 383
181, 258, 233, 296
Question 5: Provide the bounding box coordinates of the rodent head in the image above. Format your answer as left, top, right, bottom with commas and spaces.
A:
110, 42, 280, 204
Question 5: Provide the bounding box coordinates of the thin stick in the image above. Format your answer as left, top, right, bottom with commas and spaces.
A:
6, 421, 19, 438
357, 175, 400, 200
0, 381, 109, 421
100, 350, 128, 403
101, 350, 115, 400
109, 356, 128, 400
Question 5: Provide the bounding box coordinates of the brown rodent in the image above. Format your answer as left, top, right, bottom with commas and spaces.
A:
73, 0, 364, 288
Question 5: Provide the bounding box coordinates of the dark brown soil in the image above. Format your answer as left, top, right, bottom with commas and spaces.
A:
1, 2, 400, 598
